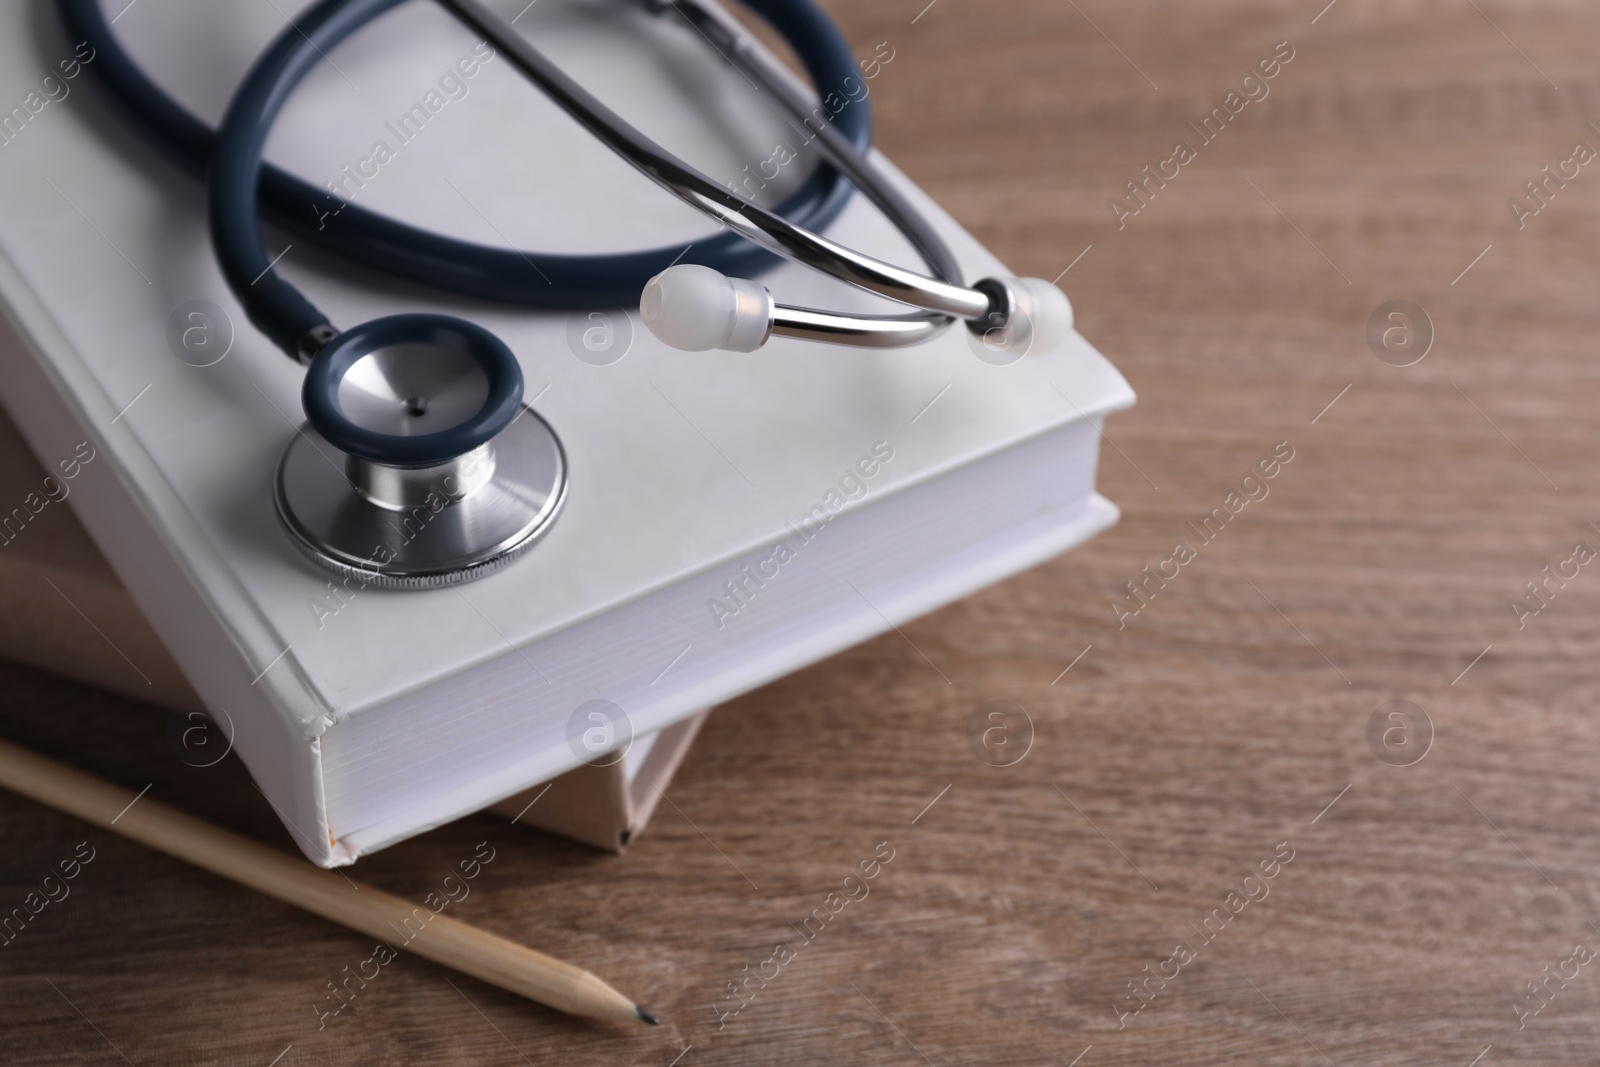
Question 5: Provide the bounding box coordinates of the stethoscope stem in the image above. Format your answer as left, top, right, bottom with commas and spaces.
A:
438, 0, 999, 339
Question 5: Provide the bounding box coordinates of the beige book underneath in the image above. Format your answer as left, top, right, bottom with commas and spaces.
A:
0, 407, 702, 853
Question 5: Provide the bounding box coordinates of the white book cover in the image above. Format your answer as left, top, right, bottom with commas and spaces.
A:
0, 0, 1133, 865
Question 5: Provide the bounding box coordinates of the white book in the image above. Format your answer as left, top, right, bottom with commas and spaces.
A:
0, 0, 1133, 865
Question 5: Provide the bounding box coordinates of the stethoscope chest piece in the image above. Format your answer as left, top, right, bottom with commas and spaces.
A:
273, 315, 567, 590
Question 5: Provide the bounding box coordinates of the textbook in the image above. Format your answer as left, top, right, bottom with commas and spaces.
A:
0, 0, 1132, 865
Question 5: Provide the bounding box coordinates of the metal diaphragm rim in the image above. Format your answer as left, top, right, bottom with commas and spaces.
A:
273, 407, 566, 590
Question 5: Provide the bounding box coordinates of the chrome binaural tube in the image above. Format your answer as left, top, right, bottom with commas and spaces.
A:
437, 0, 1001, 347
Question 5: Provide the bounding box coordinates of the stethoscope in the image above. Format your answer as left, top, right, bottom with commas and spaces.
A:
63, 0, 1073, 589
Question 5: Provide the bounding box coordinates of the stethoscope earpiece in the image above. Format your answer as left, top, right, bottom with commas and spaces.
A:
276, 315, 567, 589
964, 277, 1076, 362
639, 266, 774, 353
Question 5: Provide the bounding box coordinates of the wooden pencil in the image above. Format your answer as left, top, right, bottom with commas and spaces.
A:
0, 737, 655, 1026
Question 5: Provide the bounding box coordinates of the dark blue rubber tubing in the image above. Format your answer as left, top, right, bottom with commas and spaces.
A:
58, 0, 871, 352
302, 314, 523, 467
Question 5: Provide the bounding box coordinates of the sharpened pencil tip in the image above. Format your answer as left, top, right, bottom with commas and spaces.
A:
637, 1006, 659, 1025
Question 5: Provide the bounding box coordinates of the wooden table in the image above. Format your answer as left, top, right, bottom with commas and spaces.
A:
6, 0, 1600, 1063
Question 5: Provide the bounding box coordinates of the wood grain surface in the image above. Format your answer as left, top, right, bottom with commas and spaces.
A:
7, 0, 1600, 1063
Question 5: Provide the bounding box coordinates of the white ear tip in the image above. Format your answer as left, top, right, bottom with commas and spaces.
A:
1013, 277, 1074, 354
965, 277, 1076, 363
639, 265, 732, 352
640, 264, 772, 352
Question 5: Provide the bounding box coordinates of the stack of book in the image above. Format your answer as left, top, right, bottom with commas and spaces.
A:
0, 0, 1130, 865
0, 402, 706, 851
